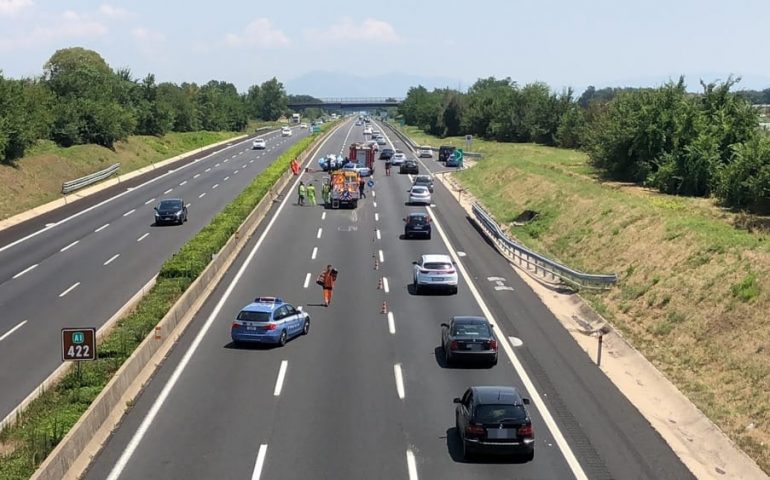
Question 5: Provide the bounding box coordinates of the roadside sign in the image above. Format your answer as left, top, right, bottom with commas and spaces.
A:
312, 126, 321, 133
453, 149, 464, 168
465, 134, 472, 149
61, 327, 97, 361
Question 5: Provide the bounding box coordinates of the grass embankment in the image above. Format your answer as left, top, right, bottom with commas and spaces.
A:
0, 130, 251, 221
0, 124, 333, 479
404, 125, 770, 473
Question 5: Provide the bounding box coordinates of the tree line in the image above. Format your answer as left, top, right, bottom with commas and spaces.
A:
398, 76, 770, 213
0, 47, 299, 163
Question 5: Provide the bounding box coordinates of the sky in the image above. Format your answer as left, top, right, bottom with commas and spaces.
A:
1, 0, 770, 96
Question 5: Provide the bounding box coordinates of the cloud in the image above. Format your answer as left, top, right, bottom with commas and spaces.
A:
0, 0, 33, 16
132, 26, 165, 43
224, 18, 289, 48
307, 17, 402, 44
0, 10, 107, 52
98, 4, 135, 20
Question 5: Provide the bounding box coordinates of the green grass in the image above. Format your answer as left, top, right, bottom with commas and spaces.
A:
0, 122, 336, 478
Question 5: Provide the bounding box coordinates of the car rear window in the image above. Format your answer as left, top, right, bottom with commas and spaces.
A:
424, 262, 452, 270
237, 311, 271, 322
159, 200, 182, 209
411, 186, 428, 193
409, 216, 428, 225
475, 404, 527, 423
452, 323, 491, 336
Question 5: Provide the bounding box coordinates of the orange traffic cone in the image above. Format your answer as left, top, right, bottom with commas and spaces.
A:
381, 301, 388, 314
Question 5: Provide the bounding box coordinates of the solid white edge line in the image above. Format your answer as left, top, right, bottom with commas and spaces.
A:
383, 276, 389, 293
0, 320, 27, 343
387, 312, 395, 335
123, 209, 136, 217
303, 272, 311, 289
406, 449, 418, 480
60, 240, 79, 252
273, 360, 288, 396
426, 205, 589, 480
394, 363, 405, 399
59, 282, 80, 298
104, 254, 120, 265
137, 233, 149, 242
378, 249, 384, 263
316, 227, 322, 239
12, 264, 37, 279
104, 120, 342, 480
251, 444, 268, 480
311, 247, 318, 260
95, 223, 110, 232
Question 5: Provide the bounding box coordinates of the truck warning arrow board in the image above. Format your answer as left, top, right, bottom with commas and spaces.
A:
61, 327, 97, 361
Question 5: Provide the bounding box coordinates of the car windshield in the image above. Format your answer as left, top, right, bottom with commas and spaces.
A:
237, 311, 271, 322
424, 262, 452, 270
475, 404, 527, 424
159, 200, 182, 209
452, 322, 491, 337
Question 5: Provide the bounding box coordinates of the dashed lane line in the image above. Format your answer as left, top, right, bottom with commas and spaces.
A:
0, 320, 27, 343
60, 240, 79, 252
12, 264, 37, 279
104, 254, 120, 266
303, 273, 311, 289
59, 282, 80, 298
95, 223, 109, 233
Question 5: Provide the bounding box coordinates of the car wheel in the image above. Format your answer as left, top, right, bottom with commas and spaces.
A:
278, 330, 287, 346
302, 319, 310, 335
426, 233, 432, 240
414, 281, 421, 295
405, 231, 410, 239
451, 286, 458, 295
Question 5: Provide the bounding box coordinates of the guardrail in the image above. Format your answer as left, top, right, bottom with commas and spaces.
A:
61, 164, 120, 194
472, 203, 618, 290
383, 122, 482, 158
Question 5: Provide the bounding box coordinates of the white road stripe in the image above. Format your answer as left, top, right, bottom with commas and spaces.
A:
104, 254, 120, 265
212, 184, 219, 189
316, 227, 322, 239
193, 174, 200, 179
60, 240, 79, 252
372, 190, 376, 198
13, 264, 37, 279
388, 312, 396, 334
406, 450, 418, 480
379, 249, 384, 263
163, 189, 173, 195
179, 181, 187, 186
311, 247, 318, 260
251, 444, 268, 480
224, 176, 230, 181
205, 168, 211, 172
59, 282, 80, 298
186, 203, 191, 208
215, 163, 220, 167
250, 160, 254, 163
373, 201, 377, 208
273, 360, 288, 396
234, 170, 239, 174
394, 364, 405, 399
199, 193, 206, 198
375, 213, 379, 222
383, 277, 389, 293
242, 164, 247, 169
0, 320, 27, 343
144, 198, 155, 205
303, 272, 311, 288
123, 209, 136, 217
321, 212, 326, 220
376, 229, 381, 240
95, 223, 109, 232
137, 233, 149, 242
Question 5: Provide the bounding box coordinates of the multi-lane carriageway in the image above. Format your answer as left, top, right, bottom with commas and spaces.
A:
0, 126, 310, 423
73, 119, 693, 479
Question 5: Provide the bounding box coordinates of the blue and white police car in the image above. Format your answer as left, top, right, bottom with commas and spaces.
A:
231, 297, 310, 347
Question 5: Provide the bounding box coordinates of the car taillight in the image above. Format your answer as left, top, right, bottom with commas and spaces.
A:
489, 339, 498, 350
465, 424, 486, 439
518, 424, 533, 438
450, 340, 459, 351
265, 323, 277, 331
231, 321, 240, 329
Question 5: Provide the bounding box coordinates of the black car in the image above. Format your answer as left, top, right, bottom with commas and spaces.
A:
412, 174, 434, 193
439, 145, 456, 162
400, 159, 419, 174
154, 198, 187, 225
403, 212, 431, 239
454, 386, 534, 461
379, 148, 394, 159
441, 316, 498, 366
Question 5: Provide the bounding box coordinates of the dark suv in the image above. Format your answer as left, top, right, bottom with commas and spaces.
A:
403, 212, 431, 239
439, 145, 455, 162
400, 159, 419, 174
454, 386, 534, 461
154, 198, 188, 225
379, 148, 394, 159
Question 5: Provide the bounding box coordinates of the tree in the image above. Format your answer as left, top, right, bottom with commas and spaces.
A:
245, 84, 262, 119
259, 78, 287, 121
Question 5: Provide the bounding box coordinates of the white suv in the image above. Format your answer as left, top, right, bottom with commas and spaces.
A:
390, 152, 406, 165
281, 127, 292, 137
418, 146, 433, 158
252, 138, 266, 149
413, 254, 458, 294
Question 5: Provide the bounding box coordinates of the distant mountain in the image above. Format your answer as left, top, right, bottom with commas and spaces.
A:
285, 71, 467, 98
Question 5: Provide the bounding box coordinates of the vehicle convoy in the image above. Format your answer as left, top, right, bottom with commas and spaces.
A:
348, 142, 376, 176
328, 170, 360, 208
231, 296, 310, 346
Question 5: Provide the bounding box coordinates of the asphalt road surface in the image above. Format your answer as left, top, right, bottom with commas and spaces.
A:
0, 127, 309, 422
84, 119, 694, 480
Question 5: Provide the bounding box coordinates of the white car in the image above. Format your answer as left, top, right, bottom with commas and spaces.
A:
408, 185, 431, 205
363, 126, 373, 135
413, 254, 458, 294
376, 137, 387, 146
252, 138, 266, 149
418, 146, 433, 158
300, 123, 308, 129
342, 162, 371, 177
391, 152, 406, 165
281, 127, 293, 137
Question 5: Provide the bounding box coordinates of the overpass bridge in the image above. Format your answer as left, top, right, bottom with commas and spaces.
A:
287, 97, 404, 110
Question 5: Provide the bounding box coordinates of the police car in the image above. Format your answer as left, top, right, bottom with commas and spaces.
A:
231, 297, 310, 346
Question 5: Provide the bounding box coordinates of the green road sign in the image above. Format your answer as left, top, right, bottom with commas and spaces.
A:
312, 126, 321, 133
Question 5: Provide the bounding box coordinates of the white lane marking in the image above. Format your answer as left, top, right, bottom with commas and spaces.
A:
242, 164, 247, 169
372, 190, 376, 198
193, 174, 200, 179
316, 227, 322, 239
163, 189, 173, 195
104, 254, 120, 265
406, 450, 418, 480
509, 336, 524, 347
59, 282, 80, 298
205, 168, 211, 172
251, 444, 268, 480
137, 233, 149, 242
311, 247, 318, 260
103, 122, 341, 480
234, 170, 239, 174
383, 277, 390, 293
215, 163, 220, 167
95, 223, 109, 232
321, 212, 326, 220
186, 203, 191, 208
212, 184, 219, 189
123, 209, 136, 217
426, 205, 589, 479
224, 176, 230, 181
199, 193, 206, 199
373, 201, 377, 208
13, 264, 37, 279
179, 181, 187, 186
387, 312, 396, 334
230, 155, 235, 159
375, 213, 379, 222
378, 249, 384, 263
0, 320, 27, 342
60, 240, 79, 252
394, 364, 405, 399
457, 251, 467, 257
273, 360, 288, 396
250, 160, 254, 163
376, 229, 381, 240
303, 272, 311, 288
144, 198, 155, 205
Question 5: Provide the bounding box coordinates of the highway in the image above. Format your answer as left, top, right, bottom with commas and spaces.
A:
0, 126, 309, 422
83, 118, 694, 480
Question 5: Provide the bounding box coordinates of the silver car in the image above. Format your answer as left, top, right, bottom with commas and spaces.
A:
408, 185, 432, 205
391, 152, 406, 166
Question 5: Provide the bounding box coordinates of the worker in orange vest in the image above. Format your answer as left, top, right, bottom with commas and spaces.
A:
317, 264, 338, 306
